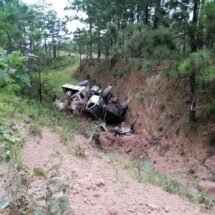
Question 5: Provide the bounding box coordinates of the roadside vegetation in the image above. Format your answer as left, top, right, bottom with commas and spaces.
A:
136, 160, 214, 208
0, 53, 81, 213
105, 153, 215, 209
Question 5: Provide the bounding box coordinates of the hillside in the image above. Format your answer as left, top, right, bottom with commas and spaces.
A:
0, 0, 215, 214
0, 57, 214, 214
79, 58, 215, 187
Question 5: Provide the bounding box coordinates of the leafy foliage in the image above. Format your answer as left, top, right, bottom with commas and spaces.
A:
0, 168, 73, 214
0, 48, 29, 89
179, 50, 215, 86
0, 124, 24, 164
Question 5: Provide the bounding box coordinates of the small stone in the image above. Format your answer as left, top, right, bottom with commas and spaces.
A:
204, 156, 215, 173
95, 178, 105, 187
163, 206, 169, 213
71, 168, 79, 177
93, 193, 100, 198
198, 180, 215, 195
108, 208, 118, 215
139, 202, 144, 206
146, 203, 159, 211
91, 201, 95, 206
125, 148, 132, 153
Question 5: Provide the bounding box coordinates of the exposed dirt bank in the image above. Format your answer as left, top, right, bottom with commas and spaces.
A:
79, 59, 215, 187
22, 129, 211, 215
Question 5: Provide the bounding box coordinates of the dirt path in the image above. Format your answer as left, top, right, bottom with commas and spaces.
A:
23, 129, 209, 215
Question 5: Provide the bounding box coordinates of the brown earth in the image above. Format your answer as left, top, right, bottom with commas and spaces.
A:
80, 59, 215, 186
21, 128, 212, 215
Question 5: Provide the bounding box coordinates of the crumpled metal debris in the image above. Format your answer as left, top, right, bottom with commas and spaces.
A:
99, 122, 133, 136
54, 99, 67, 111
56, 80, 128, 124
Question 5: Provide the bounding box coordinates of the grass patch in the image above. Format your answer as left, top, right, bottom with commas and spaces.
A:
0, 55, 84, 159
19, 100, 83, 133
135, 91, 145, 102
158, 100, 166, 111
74, 144, 87, 158
42, 56, 79, 97
0, 90, 85, 167
133, 159, 215, 208
106, 153, 120, 165
0, 91, 83, 136
106, 154, 215, 209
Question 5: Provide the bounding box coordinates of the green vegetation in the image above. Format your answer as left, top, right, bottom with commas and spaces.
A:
0, 48, 30, 89
42, 56, 78, 97
0, 0, 214, 212
103, 152, 215, 208
104, 154, 215, 207
135, 91, 145, 102
0, 0, 69, 58
69, 0, 215, 123
0, 167, 72, 213
0, 53, 80, 213
74, 144, 87, 157
137, 161, 200, 203
0, 124, 24, 169
0, 54, 82, 167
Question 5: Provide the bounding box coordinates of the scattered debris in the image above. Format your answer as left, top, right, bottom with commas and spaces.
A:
56, 80, 128, 124
99, 122, 133, 136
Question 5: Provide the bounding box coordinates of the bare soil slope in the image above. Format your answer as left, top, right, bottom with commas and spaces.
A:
22, 128, 209, 215
80, 59, 215, 184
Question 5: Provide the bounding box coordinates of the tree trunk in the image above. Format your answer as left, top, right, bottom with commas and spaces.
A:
189, 0, 200, 122
190, 0, 200, 52
89, 20, 93, 62
144, 2, 149, 26
197, 0, 205, 49
0, 1, 4, 10
44, 38, 47, 54
53, 44, 57, 59
57, 41, 60, 57
183, 27, 186, 57
48, 44, 51, 57
79, 46, 82, 73
7, 33, 12, 52
189, 71, 196, 122
153, 0, 161, 29
52, 41, 57, 59
38, 69, 42, 103
105, 41, 109, 59
97, 31, 101, 61
30, 36, 33, 52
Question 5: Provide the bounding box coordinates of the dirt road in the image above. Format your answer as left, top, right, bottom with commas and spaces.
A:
21, 128, 211, 215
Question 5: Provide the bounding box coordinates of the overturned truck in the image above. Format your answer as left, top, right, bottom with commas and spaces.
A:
59, 80, 128, 124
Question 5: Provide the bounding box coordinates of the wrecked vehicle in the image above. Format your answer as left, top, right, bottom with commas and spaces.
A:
59, 80, 128, 124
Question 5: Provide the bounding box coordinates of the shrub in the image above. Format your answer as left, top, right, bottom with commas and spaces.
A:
0, 48, 30, 89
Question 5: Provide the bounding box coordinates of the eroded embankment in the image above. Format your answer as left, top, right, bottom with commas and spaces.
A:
16, 129, 213, 214
78, 59, 215, 190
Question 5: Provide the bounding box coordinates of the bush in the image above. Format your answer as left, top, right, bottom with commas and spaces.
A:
0, 48, 30, 89
205, 101, 215, 117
